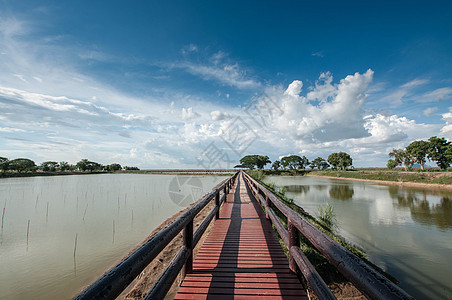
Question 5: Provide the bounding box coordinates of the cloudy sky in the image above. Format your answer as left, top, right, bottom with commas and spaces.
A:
1, 1, 451, 168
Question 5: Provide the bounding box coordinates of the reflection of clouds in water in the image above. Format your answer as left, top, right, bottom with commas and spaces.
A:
388, 187, 452, 230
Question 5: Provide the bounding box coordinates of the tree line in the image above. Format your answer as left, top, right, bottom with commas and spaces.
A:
0, 157, 139, 173
239, 152, 353, 170
387, 136, 452, 170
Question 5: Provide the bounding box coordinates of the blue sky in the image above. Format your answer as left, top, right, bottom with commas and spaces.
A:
0, 0, 451, 168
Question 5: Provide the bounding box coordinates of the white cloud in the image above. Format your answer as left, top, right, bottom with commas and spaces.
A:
422, 87, 452, 102
269, 69, 374, 142
210, 110, 231, 121
182, 107, 200, 120
284, 80, 303, 97
440, 108, 452, 138
401, 79, 429, 88
0, 127, 26, 133
423, 107, 438, 117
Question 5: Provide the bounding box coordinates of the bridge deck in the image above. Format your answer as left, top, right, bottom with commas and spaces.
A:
175, 174, 307, 299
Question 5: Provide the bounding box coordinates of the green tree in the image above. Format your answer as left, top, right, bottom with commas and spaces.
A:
386, 159, 397, 169
106, 163, 122, 172
280, 155, 308, 169
389, 148, 413, 171
239, 155, 271, 169
59, 161, 75, 171
8, 158, 36, 172
310, 157, 329, 170
328, 152, 353, 170
0, 157, 8, 172
406, 140, 430, 170
271, 160, 281, 170
76, 159, 103, 172
40, 161, 59, 172
428, 136, 452, 170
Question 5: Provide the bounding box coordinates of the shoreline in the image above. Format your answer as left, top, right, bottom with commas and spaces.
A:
306, 173, 452, 192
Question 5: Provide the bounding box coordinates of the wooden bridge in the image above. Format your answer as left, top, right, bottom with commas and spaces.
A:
74, 171, 413, 300
175, 174, 307, 299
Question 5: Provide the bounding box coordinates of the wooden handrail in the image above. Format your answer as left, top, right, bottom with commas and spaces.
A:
242, 171, 414, 300
74, 172, 239, 300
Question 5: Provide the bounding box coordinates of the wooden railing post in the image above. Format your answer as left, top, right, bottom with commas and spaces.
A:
183, 220, 193, 277
215, 191, 220, 220
265, 193, 270, 220
288, 221, 299, 273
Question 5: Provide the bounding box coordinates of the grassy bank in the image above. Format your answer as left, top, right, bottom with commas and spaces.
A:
312, 169, 452, 185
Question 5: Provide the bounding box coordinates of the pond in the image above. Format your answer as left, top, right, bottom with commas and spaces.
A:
0, 173, 227, 300
263, 175, 452, 300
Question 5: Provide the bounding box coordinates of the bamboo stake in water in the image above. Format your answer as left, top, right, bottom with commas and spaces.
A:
82, 203, 89, 221
112, 220, 115, 244
26, 220, 30, 251
1, 202, 5, 232
73, 233, 78, 258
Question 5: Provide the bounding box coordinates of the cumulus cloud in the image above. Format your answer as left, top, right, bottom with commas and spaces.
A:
211, 110, 231, 121
268, 69, 374, 142
181, 107, 200, 120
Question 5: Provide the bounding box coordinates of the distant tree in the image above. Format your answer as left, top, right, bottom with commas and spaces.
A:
40, 161, 59, 172
272, 160, 281, 170
428, 136, 452, 170
388, 148, 413, 171
406, 140, 430, 170
106, 163, 122, 172
124, 166, 140, 170
239, 155, 271, 170
0, 157, 8, 172
386, 159, 397, 169
59, 161, 75, 171
76, 159, 102, 172
280, 155, 308, 169
8, 158, 36, 172
328, 152, 352, 170
310, 157, 329, 170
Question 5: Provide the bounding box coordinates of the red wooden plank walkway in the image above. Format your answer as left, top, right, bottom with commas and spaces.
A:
175, 174, 308, 299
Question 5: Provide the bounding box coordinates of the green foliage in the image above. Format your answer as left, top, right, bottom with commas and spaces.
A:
0, 157, 8, 172
318, 203, 335, 230
40, 161, 59, 172
310, 157, 329, 169
76, 159, 103, 172
246, 169, 265, 181
280, 155, 309, 169
388, 148, 413, 171
327, 152, 353, 170
271, 160, 281, 170
240, 155, 271, 169
8, 158, 36, 172
386, 159, 397, 169
59, 161, 75, 171
124, 166, 140, 170
428, 136, 452, 170
105, 163, 122, 172
406, 140, 430, 170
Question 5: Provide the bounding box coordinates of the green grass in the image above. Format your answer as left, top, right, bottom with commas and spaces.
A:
313, 170, 452, 185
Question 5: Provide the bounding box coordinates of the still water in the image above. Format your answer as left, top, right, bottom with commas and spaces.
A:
0, 174, 227, 300
263, 175, 452, 300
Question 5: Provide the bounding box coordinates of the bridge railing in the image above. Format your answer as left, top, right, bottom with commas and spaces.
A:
242, 171, 414, 300
74, 171, 239, 300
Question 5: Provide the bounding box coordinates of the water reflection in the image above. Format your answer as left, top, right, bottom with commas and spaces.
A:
389, 187, 452, 230
285, 185, 310, 194
329, 185, 354, 200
